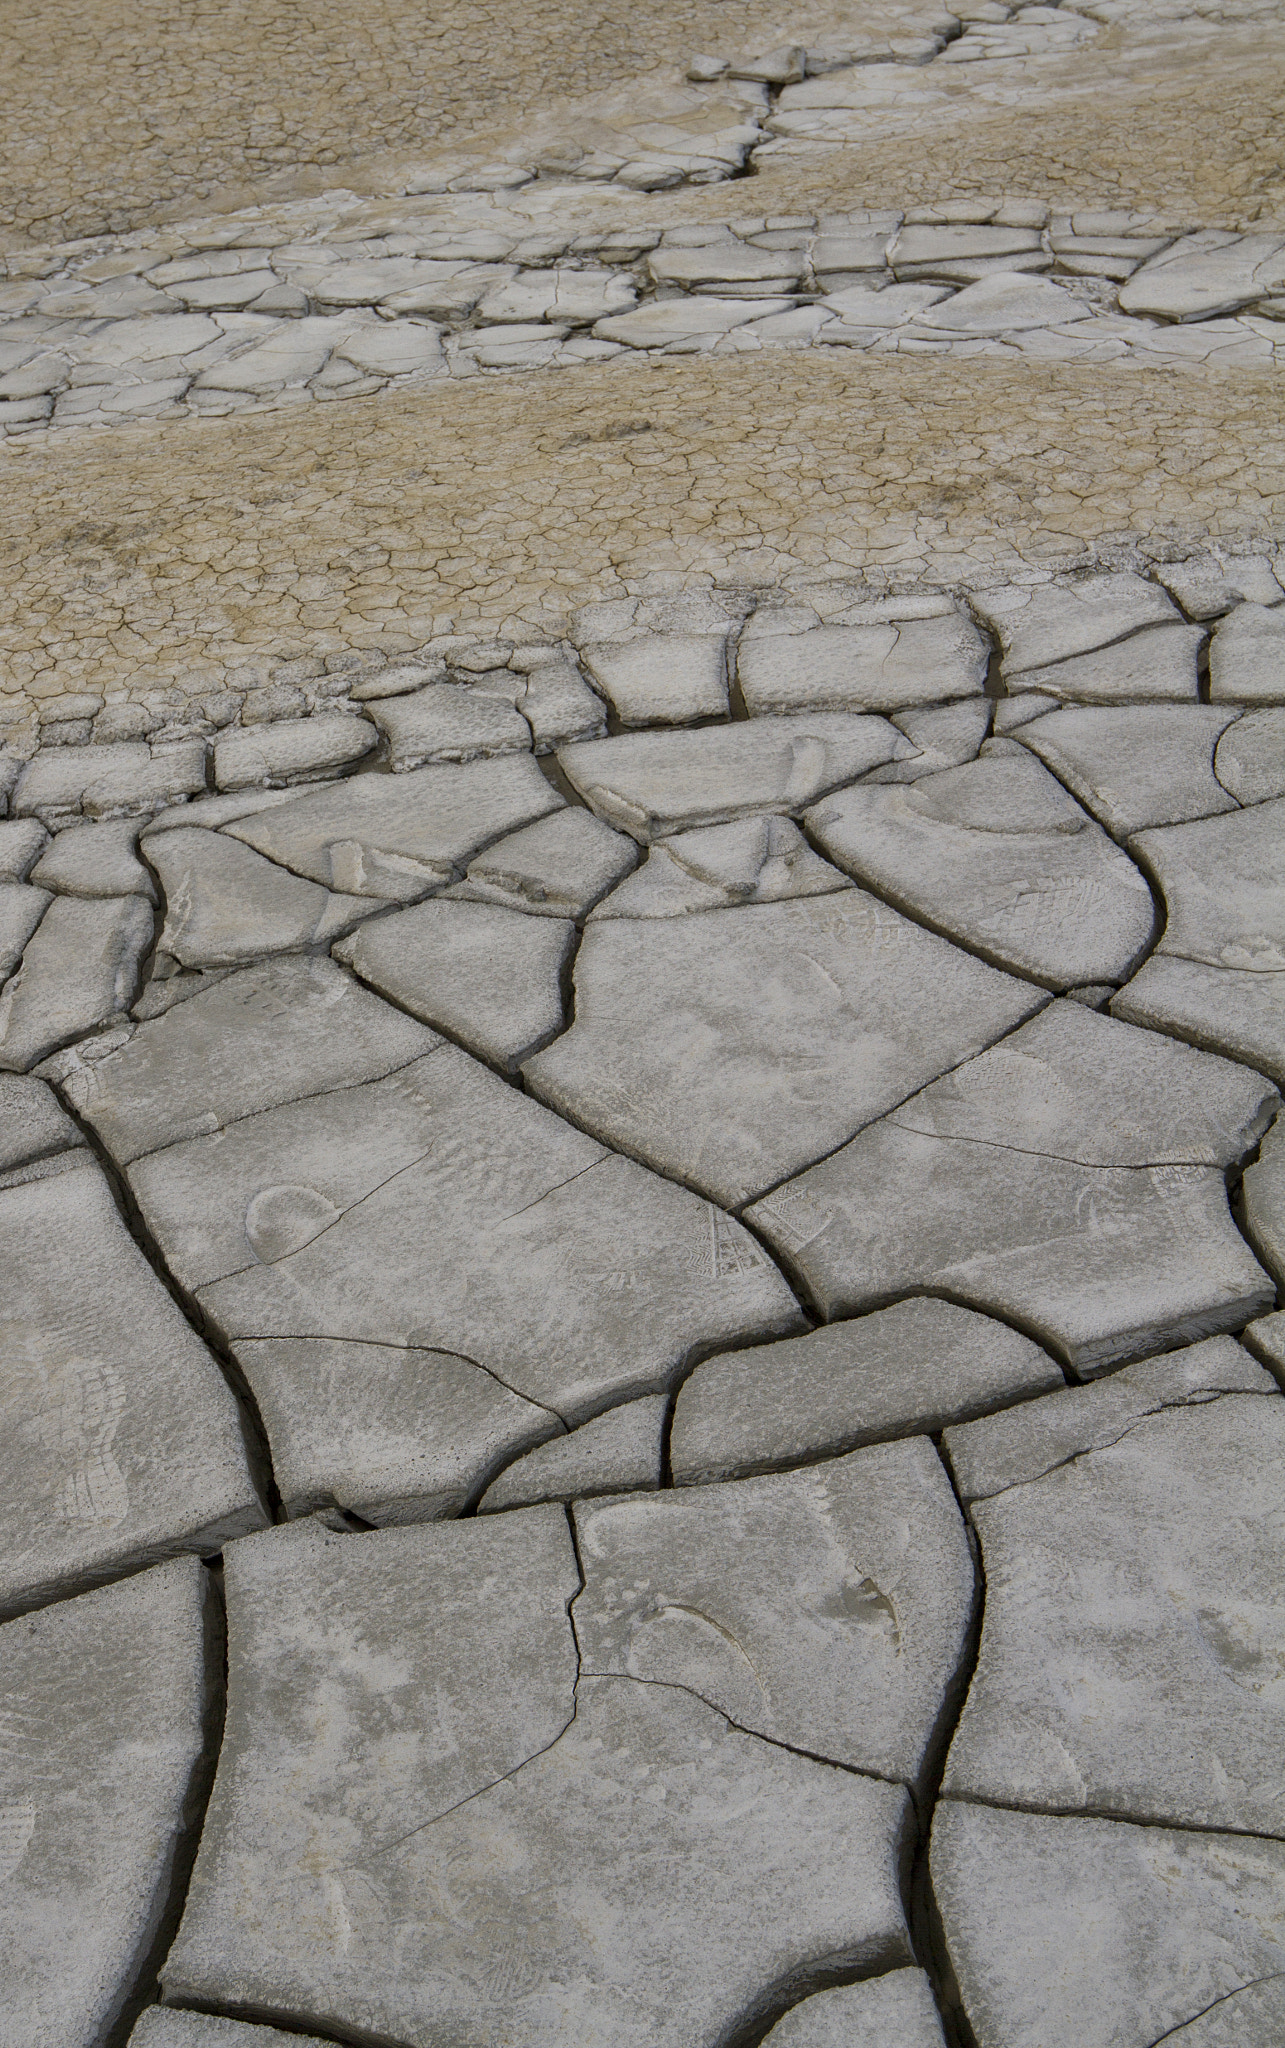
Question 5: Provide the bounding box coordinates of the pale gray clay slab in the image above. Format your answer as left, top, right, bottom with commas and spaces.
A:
806, 751, 1155, 990
1208, 599, 1285, 704
737, 613, 987, 716
63, 955, 436, 1163
29, 819, 157, 899
0, 1155, 267, 1617
150, 828, 374, 969
165, 1513, 579, 1939
133, 2011, 334, 2047
452, 806, 637, 919
944, 1335, 1275, 1502
1117, 231, 1285, 319
1018, 704, 1239, 839
589, 816, 850, 919
369, 682, 531, 768
747, 1001, 1277, 1376
13, 743, 208, 826
1214, 706, 1285, 805
0, 893, 154, 1071
579, 630, 730, 726
516, 660, 608, 751
1155, 550, 1284, 619
1004, 622, 1204, 705
1244, 1310, 1285, 1383
141, 789, 300, 838
524, 892, 1042, 1208
1128, 799, 1285, 973
223, 755, 561, 899
573, 1439, 974, 1792
557, 715, 911, 840
335, 897, 574, 1070
1113, 955, 1285, 1087
234, 1336, 558, 1522
0, 1557, 216, 2048
212, 714, 376, 790
479, 1394, 666, 1513
866, 698, 992, 782
0, 817, 49, 880
944, 1384, 1285, 1835
931, 1800, 1285, 2048
0, 881, 50, 981
1114, 798, 1285, 1080
125, 1039, 802, 1422
0, 1070, 83, 1173
1159, 1978, 1285, 2044
761, 1973, 946, 2047
168, 1633, 912, 2048
1244, 1113, 1285, 1287
973, 573, 1180, 679
671, 1297, 1064, 1484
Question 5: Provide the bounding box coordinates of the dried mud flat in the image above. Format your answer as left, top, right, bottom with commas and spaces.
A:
1, 3, 1284, 2047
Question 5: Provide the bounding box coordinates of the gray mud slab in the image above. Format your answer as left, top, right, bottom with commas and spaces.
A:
671, 1297, 1064, 1484
133, 2012, 335, 2047
943, 1387, 1285, 1836
478, 1395, 666, 1513
369, 682, 532, 769
1244, 1310, 1285, 1383
222, 754, 562, 899
761, 1973, 946, 2047
972, 573, 1180, 678
524, 893, 1043, 1209
0, 893, 154, 1072
579, 630, 730, 726
516, 660, 608, 752
747, 1001, 1277, 1374
127, 1039, 803, 1421
1017, 704, 1240, 839
233, 1337, 558, 1522
12, 743, 208, 826
0, 1156, 267, 1618
1214, 706, 1285, 806
0, 818, 49, 881
1114, 798, 1285, 1077
867, 698, 992, 783
1129, 798, 1285, 973
572, 1438, 975, 1791
1112, 955, 1285, 1087
164, 1515, 580, 1996
0, 1557, 216, 2048
1208, 599, 1285, 704
212, 714, 376, 791
930, 1800, 1285, 2048
451, 806, 637, 919
806, 750, 1156, 990
0, 1070, 83, 1172
736, 613, 988, 716
1244, 1114, 1285, 1287
1159, 1978, 1285, 2044
29, 819, 157, 900
588, 816, 851, 920
335, 897, 574, 1070
149, 828, 375, 969
557, 715, 910, 841
943, 1334, 1275, 1502
0, 881, 51, 980
1005, 621, 1204, 705
166, 1661, 912, 2048
61, 955, 437, 1163
1155, 551, 1284, 620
